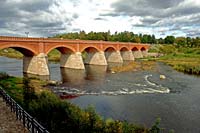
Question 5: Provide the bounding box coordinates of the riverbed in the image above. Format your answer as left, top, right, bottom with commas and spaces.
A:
0, 56, 200, 133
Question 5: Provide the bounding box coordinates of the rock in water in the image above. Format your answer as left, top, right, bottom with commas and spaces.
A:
160, 75, 166, 79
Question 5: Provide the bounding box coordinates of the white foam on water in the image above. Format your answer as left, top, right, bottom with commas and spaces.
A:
53, 74, 170, 96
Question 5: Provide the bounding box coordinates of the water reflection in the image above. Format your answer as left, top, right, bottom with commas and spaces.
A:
61, 68, 86, 84
61, 65, 107, 86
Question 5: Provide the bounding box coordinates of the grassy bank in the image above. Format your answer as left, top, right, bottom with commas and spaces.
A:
0, 73, 161, 133
150, 45, 200, 75
111, 61, 157, 73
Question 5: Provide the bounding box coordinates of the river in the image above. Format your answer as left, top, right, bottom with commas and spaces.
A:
0, 56, 200, 133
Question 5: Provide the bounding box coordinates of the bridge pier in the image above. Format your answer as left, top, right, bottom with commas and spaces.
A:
84, 51, 107, 65
105, 51, 123, 63
60, 52, 85, 69
133, 50, 143, 58
121, 51, 135, 61
23, 53, 49, 75
142, 50, 148, 57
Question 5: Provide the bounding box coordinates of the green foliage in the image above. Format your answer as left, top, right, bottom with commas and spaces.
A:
164, 36, 175, 44
23, 77, 37, 108
0, 72, 9, 80
158, 44, 200, 75
158, 45, 176, 54
0, 75, 163, 133
149, 118, 161, 133
53, 31, 157, 44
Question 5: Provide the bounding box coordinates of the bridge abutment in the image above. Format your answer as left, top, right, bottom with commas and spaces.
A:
121, 51, 135, 61
84, 51, 107, 65
105, 51, 123, 63
23, 53, 49, 75
60, 52, 85, 69
133, 51, 144, 58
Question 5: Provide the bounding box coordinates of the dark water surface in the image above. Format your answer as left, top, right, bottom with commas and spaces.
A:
0, 56, 200, 133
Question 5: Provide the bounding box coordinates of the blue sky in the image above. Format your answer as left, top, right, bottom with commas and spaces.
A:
0, 0, 200, 38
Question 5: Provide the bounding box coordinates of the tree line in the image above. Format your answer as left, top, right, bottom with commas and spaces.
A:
53, 31, 200, 47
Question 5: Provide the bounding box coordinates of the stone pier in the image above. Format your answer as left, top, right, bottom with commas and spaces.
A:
60, 52, 85, 69
23, 53, 49, 75
133, 51, 144, 58
121, 51, 135, 61
105, 51, 123, 63
142, 50, 148, 57
84, 51, 107, 65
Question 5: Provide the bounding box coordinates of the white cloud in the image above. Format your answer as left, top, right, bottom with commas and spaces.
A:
0, 0, 199, 38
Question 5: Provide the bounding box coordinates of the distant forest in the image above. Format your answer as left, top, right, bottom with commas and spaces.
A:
53, 31, 200, 47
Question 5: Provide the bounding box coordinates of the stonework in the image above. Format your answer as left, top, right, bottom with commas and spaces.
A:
84, 51, 107, 65
23, 53, 49, 75
121, 51, 135, 61
60, 52, 85, 69
105, 51, 123, 63
142, 50, 148, 57
133, 51, 144, 58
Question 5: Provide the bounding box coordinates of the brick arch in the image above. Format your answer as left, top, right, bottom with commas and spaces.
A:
80, 46, 101, 53
0, 44, 37, 56
103, 46, 117, 52
141, 47, 146, 51
132, 47, 139, 51
120, 46, 129, 51
45, 45, 76, 54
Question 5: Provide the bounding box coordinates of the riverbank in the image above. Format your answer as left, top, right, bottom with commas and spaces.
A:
0, 73, 159, 133
149, 45, 200, 75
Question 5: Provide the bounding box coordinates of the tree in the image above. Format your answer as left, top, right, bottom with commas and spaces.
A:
164, 36, 175, 44
175, 37, 186, 47
23, 77, 37, 109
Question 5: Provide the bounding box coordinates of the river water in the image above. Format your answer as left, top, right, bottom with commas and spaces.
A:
0, 56, 200, 133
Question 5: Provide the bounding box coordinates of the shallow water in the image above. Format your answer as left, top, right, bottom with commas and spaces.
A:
0, 56, 200, 132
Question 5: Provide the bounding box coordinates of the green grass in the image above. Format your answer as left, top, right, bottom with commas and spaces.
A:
0, 48, 23, 59
156, 45, 200, 75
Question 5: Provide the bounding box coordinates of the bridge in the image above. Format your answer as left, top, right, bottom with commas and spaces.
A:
0, 36, 150, 76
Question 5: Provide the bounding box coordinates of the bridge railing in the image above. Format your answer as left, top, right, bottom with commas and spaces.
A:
0, 87, 49, 133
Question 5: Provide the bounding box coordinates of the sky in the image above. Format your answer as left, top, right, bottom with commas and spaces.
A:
0, 0, 200, 38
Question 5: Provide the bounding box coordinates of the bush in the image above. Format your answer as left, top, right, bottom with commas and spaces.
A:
0, 72, 9, 80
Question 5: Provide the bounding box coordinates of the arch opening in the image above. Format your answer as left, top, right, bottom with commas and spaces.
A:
141, 47, 146, 51
132, 47, 139, 51
48, 47, 74, 62
120, 47, 129, 52
0, 47, 35, 57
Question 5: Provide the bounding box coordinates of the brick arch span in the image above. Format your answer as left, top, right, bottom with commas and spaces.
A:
103, 46, 117, 52
141, 47, 146, 51
0, 44, 37, 56
80, 46, 101, 53
45, 45, 76, 54
120, 46, 130, 51
132, 47, 139, 51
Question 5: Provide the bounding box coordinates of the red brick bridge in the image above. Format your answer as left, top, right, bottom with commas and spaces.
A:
0, 36, 150, 76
